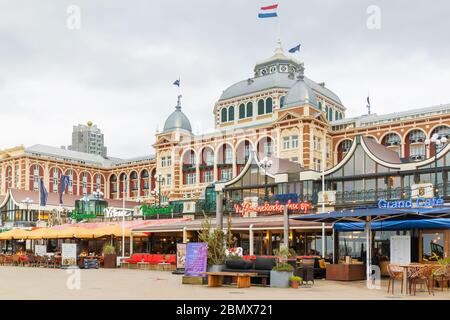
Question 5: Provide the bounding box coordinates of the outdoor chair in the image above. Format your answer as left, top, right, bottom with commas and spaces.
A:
48, 256, 56, 268
0, 255, 4, 266
4, 255, 13, 266
409, 265, 434, 296
433, 265, 450, 291
387, 264, 404, 294
12, 255, 20, 266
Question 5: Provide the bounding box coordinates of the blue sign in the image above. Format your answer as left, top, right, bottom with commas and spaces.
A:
378, 197, 444, 209
274, 193, 298, 204
184, 242, 208, 277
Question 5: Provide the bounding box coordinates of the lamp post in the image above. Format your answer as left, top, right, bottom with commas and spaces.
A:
122, 176, 127, 258
425, 133, 448, 196
22, 197, 33, 222
259, 157, 273, 202
155, 172, 162, 208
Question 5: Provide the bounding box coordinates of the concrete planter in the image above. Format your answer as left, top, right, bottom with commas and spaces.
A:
270, 271, 293, 288
208, 264, 224, 272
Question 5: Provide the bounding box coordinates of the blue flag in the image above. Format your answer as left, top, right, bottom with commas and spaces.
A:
173, 79, 180, 87
288, 44, 301, 53
59, 175, 70, 204
39, 178, 48, 207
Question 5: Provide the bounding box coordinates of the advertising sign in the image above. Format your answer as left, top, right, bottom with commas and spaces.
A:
61, 243, 78, 267
103, 208, 134, 218
34, 244, 47, 257
317, 191, 336, 205
411, 183, 434, 199
184, 242, 208, 277
182, 202, 196, 213
176, 243, 187, 269
234, 200, 311, 216
390, 236, 411, 265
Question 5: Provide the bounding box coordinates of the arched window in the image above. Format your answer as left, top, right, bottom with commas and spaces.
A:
318, 101, 322, 110
280, 96, 285, 108
265, 97, 273, 113
329, 108, 333, 121
258, 99, 265, 115
246, 102, 253, 117
239, 104, 245, 119
325, 105, 329, 120
221, 108, 227, 122
432, 125, 450, 139
335, 110, 339, 121
228, 106, 234, 121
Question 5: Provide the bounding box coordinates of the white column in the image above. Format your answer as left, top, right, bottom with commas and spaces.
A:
249, 224, 254, 256
182, 226, 187, 243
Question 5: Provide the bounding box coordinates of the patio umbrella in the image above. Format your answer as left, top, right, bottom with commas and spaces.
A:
55, 226, 93, 239
27, 228, 60, 240
94, 224, 147, 238
0, 229, 32, 240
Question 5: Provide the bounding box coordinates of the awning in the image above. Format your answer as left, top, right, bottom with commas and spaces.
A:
334, 218, 450, 231
291, 206, 450, 223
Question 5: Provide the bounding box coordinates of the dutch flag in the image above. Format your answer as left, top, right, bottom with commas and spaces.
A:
258, 4, 278, 18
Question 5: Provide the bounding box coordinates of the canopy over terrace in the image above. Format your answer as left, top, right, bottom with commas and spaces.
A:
0, 218, 192, 240
292, 206, 450, 282
132, 216, 330, 255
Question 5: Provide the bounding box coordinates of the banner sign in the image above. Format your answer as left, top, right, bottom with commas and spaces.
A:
274, 193, 298, 204
141, 204, 173, 216
61, 243, 77, 267
378, 197, 444, 209
35, 244, 47, 257
411, 183, 434, 199
234, 200, 312, 216
104, 208, 133, 218
70, 211, 96, 221
176, 243, 187, 269
184, 242, 208, 277
317, 191, 336, 205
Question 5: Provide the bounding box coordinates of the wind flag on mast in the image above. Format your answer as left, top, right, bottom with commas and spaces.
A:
59, 175, 70, 204
173, 79, 180, 87
39, 178, 48, 207
366, 96, 371, 115
258, 4, 278, 18
288, 44, 301, 53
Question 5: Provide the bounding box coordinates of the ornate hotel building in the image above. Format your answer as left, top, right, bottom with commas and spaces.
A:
1, 44, 450, 210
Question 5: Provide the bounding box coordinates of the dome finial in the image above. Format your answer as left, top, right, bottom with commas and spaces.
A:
176, 94, 182, 110
275, 39, 284, 55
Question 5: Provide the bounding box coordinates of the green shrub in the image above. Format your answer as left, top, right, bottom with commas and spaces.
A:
102, 244, 116, 255
290, 276, 302, 282
272, 262, 294, 272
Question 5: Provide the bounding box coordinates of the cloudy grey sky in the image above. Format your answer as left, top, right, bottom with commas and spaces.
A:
1, 0, 450, 158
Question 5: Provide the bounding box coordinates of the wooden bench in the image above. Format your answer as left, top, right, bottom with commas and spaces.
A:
202, 272, 258, 288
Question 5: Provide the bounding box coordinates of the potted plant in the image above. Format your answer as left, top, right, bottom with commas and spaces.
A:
102, 244, 117, 269
290, 276, 302, 289
270, 245, 294, 288
198, 214, 226, 272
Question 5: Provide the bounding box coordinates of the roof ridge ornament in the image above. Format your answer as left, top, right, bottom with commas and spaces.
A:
297, 63, 305, 80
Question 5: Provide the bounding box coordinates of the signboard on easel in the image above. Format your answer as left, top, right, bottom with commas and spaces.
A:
390, 236, 411, 265
62, 243, 78, 268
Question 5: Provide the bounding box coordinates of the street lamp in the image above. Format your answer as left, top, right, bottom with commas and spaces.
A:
22, 197, 33, 222
425, 133, 448, 196
259, 157, 273, 202
155, 172, 163, 208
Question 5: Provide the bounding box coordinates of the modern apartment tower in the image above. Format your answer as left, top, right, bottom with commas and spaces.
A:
69, 122, 107, 157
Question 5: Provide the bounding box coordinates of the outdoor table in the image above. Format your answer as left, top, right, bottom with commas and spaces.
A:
399, 264, 410, 295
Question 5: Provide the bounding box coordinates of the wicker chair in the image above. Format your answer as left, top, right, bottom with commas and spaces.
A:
12, 255, 20, 266
409, 265, 434, 296
0, 254, 4, 266
387, 264, 404, 294
433, 265, 450, 291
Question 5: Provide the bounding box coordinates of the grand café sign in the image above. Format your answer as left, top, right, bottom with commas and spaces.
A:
234, 200, 312, 217
378, 197, 444, 209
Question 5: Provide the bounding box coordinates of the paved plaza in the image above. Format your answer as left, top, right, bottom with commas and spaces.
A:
0, 266, 449, 300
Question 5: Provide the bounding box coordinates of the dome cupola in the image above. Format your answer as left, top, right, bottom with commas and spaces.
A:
282, 64, 318, 108
163, 95, 192, 133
